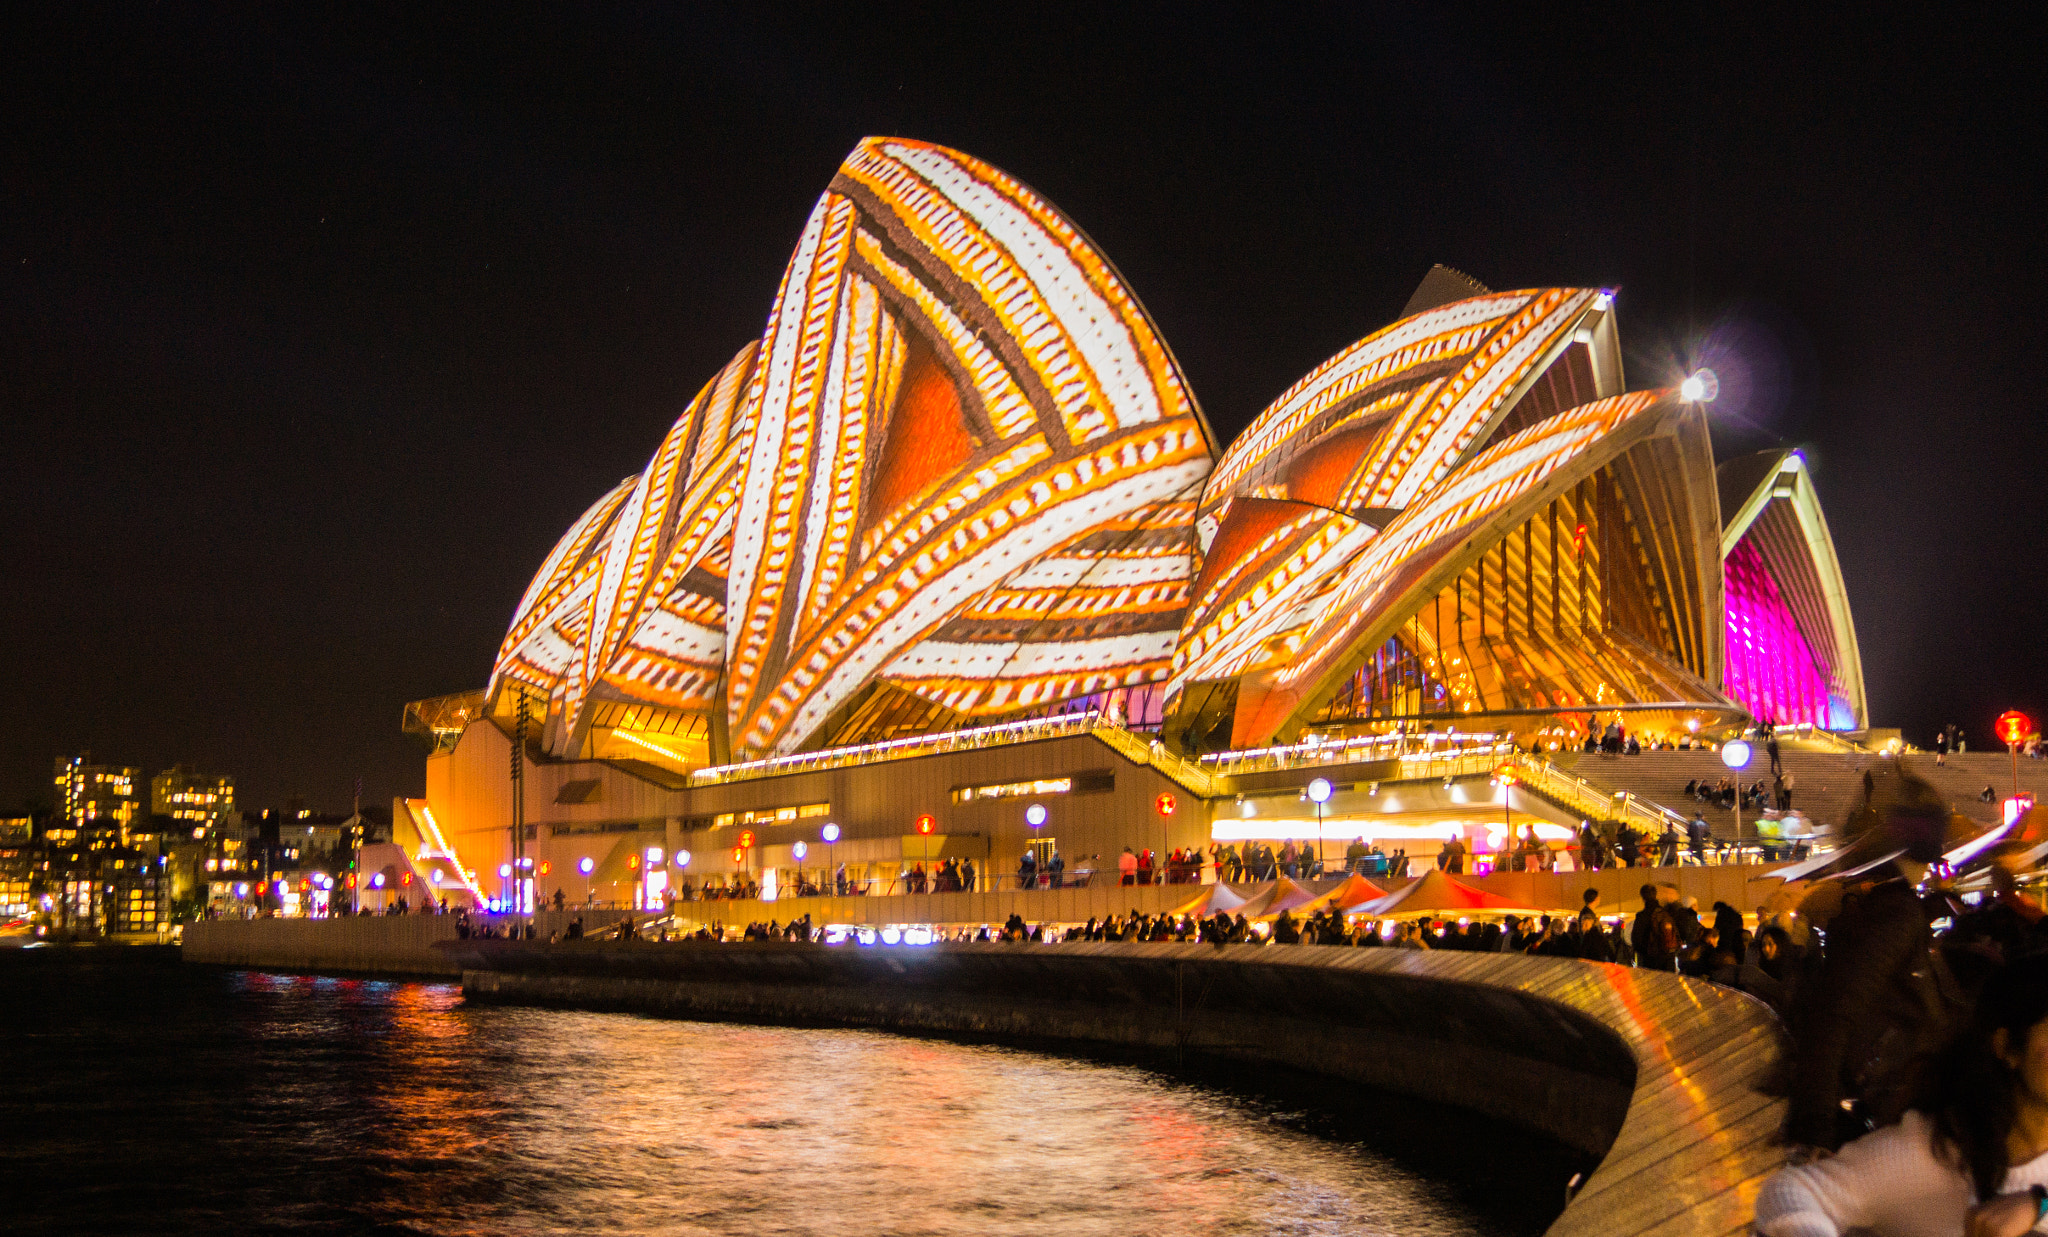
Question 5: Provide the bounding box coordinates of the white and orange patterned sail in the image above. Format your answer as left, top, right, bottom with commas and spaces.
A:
720, 138, 1215, 758
1172, 389, 1679, 739
488, 342, 761, 749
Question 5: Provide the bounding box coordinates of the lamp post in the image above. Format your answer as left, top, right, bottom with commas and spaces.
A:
1307, 779, 1332, 875
1722, 738, 1754, 856
1490, 769, 1517, 871
1155, 792, 1176, 885
914, 814, 935, 923
1996, 711, 2034, 799
822, 823, 840, 893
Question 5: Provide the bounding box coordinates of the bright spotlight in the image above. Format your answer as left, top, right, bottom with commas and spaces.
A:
1307, 778, 1333, 804
577, 857, 594, 875
674, 850, 691, 868
1680, 368, 1719, 404
821, 823, 840, 843
1025, 804, 1047, 828
791, 841, 807, 860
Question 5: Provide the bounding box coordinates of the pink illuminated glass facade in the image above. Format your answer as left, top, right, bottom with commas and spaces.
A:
1722, 537, 1830, 727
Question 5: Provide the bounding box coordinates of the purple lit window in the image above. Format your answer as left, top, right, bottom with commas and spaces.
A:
1723, 538, 1831, 727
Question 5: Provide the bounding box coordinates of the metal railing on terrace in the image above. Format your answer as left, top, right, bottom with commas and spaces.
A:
687, 712, 1229, 796
1197, 730, 1516, 778
1771, 722, 1867, 754
690, 712, 1103, 785
1504, 753, 1692, 835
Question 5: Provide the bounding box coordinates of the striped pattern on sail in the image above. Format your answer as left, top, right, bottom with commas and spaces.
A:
1196, 288, 1600, 536
721, 138, 1213, 758
1171, 390, 1670, 696
487, 343, 761, 742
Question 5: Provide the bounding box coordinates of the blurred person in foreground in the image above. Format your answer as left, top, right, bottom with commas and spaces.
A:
1754, 954, 2048, 1236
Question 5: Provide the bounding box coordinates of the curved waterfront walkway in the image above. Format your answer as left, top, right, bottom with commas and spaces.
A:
452, 941, 1784, 1236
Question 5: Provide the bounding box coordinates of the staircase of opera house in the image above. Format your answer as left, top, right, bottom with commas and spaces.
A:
1550, 747, 2048, 834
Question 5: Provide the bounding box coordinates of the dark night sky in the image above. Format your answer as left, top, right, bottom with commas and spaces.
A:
4, 5, 2042, 815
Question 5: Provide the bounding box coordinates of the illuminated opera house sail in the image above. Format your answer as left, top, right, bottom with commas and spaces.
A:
470, 137, 1866, 788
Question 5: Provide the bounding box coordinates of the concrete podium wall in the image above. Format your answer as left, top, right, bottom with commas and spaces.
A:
181, 909, 639, 976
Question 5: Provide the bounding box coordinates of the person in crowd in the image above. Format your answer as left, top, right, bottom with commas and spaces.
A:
1040, 852, 1056, 889
1439, 833, 1468, 875
1711, 900, 1745, 953
1778, 768, 1971, 1152
1019, 848, 1039, 890
1632, 884, 1679, 971
1578, 820, 1605, 871
1756, 954, 2048, 1237
1214, 842, 1242, 883
1576, 910, 1617, 963
1118, 847, 1137, 886
1346, 836, 1370, 874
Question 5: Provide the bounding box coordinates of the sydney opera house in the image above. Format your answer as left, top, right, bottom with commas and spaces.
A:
392, 138, 1866, 918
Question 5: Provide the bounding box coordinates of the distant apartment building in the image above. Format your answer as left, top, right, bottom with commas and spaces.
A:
153, 764, 248, 897
0, 817, 31, 917
53, 754, 142, 847
152, 765, 235, 831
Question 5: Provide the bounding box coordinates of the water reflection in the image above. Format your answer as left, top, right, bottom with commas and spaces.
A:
5, 955, 1527, 1236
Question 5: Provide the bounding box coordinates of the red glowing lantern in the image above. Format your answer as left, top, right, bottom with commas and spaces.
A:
1155, 792, 1177, 817
1997, 711, 2034, 747
732, 847, 745, 864
627, 854, 640, 870
915, 814, 936, 835
539, 860, 551, 877
1493, 766, 1519, 787
737, 829, 756, 849
400, 872, 412, 886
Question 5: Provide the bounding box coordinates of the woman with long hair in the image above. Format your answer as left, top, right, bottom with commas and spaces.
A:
1755, 954, 2048, 1235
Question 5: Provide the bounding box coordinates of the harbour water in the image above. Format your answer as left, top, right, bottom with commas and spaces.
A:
1, 949, 1575, 1235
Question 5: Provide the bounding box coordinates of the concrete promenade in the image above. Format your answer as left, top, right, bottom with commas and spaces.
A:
450, 940, 1784, 1237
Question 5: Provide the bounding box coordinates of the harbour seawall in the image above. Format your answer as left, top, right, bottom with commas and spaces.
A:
180, 910, 636, 976
449, 940, 1783, 1237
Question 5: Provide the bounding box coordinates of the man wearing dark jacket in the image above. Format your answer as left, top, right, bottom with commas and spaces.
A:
1631, 884, 1678, 970
1712, 901, 1744, 953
